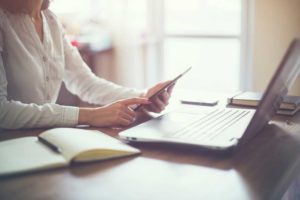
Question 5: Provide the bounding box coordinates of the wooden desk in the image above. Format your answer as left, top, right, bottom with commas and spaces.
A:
1, 105, 300, 200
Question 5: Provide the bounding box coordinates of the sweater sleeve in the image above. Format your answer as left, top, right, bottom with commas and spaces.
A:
62, 32, 144, 105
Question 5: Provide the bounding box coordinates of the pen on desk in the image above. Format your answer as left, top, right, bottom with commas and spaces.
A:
38, 136, 61, 154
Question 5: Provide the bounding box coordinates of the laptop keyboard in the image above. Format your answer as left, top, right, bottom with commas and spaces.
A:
169, 108, 251, 141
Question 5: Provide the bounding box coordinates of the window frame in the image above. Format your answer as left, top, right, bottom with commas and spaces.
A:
146, 0, 255, 91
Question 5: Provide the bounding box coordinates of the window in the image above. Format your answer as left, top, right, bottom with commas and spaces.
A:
50, 0, 252, 91
150, 0, 251, 93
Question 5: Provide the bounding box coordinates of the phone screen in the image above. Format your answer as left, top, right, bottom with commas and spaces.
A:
134, 67, 192, 111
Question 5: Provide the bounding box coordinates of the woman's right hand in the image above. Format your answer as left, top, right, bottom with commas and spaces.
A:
79, 98, 151, 127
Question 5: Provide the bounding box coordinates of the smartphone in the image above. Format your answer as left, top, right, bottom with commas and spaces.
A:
180, 98, 219, 106
134, 67, 192, 111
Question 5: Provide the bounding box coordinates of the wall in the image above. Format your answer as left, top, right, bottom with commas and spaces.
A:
252, 0, 300, 95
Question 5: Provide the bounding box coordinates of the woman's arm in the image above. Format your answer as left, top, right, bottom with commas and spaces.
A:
0, 24, 80, 130
62, 35, 144, 106
0, 54, 79, 129
0, 51, 150, 130
61, 35, 173, 114
78, 98, 151, 127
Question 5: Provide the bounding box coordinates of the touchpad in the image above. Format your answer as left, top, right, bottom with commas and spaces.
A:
144, 107, 211, 135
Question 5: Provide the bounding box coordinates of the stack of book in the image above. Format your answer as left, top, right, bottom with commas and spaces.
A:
227, 91, 300, 115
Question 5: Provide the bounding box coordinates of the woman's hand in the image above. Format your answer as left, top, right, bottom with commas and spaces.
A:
79, 98, 151, 127
142, 80, 175, 113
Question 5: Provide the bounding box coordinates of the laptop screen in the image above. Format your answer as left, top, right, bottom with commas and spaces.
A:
240, 38, 300, 144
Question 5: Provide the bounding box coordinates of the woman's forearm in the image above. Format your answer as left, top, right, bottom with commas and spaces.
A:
78, 107, 93, 125
0, 100, 78, 130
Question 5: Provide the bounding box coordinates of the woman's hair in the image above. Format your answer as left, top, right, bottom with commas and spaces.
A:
0, 0, 50, 14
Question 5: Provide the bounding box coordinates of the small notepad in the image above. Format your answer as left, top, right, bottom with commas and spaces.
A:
0, 128, 140, 176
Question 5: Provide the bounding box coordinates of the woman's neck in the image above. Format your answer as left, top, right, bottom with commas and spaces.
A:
29, 0, 44, 42
29, 0, 43, 20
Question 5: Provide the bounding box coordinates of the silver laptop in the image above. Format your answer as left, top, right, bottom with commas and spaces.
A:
119, 39, 300, 150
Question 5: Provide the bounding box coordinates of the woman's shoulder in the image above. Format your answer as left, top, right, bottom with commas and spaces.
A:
43, 9, 56, 18
0, 7, 24, 29
43, 9, 63, 30
43, 9, 60, 23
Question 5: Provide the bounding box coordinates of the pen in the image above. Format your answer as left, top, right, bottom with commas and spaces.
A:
38, 136, 61, 154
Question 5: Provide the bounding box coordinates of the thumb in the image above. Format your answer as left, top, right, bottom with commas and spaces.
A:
167, 82, 175, 94
120, 98, 151, 106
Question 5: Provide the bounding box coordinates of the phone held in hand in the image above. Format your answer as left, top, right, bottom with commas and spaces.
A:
134, 67, 192, 111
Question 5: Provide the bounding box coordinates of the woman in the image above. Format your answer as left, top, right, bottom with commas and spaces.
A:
0, 0, 173, 130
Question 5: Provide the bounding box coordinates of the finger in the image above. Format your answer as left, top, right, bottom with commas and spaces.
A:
121, 98, 151, 106
167, 83, 175, 94
160, 80, 173, 87
120, 112, 136, 123
144, 90, 168, 112
122, 107, 137, 120
147, 80, 173, 98
156, 81, 174, 99
145, 100, 163, 113
154, 97, 165, 110
118, 117, 134, 126
161, 91, 170, 104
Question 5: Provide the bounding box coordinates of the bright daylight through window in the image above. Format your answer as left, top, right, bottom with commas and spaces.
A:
50, 0, 246, 93
162, 0, 243, 93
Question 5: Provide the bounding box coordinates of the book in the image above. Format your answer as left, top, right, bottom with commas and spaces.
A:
227, 91, 263, 107
279, 95, 300, 110
228, 91, 300, 109
0, 128, 140, 176
276, 106, 300, 116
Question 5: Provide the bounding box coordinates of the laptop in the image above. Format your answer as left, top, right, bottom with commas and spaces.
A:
119, 39, 300, 150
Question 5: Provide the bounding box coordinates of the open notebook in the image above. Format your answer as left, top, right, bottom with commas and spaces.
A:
0, 128, 140, 176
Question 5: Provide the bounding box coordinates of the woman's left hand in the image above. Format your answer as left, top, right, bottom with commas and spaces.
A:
142, 80, 175, 113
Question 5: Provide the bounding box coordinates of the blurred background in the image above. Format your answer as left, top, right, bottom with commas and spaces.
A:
51, 0, 300, 105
